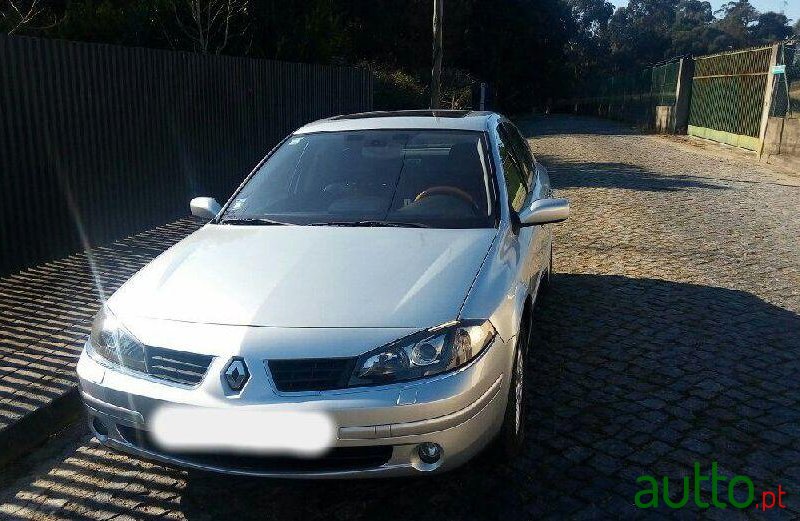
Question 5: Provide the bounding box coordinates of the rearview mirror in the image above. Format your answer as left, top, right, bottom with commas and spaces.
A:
518, 198, 569, 226
190, 197, 222, 220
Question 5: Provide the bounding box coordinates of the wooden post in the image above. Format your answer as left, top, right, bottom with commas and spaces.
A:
758, 43, 780, 159
430, 0, 443, 109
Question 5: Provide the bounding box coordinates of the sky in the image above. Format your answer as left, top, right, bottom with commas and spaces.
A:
609, 0, 800, 24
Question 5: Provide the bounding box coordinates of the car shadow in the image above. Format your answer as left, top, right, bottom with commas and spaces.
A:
175, 274, 799, 520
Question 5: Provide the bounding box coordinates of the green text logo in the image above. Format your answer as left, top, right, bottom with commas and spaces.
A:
635, 462, 787, 511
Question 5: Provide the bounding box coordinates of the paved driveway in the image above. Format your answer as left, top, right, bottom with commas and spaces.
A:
1, 115, 798, 520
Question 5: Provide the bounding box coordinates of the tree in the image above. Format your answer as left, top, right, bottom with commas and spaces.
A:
751, 12, 792, 43
606, 0, 679, 68
154, 0, 250, 54
449, 0, 572, 110
52, 1, 159, 47
669, 0, 730, 55
569, 0, 614, 35
0, 0, 56, 34
563, 0, 614, 93
715, 0, 758, 47
674, 0, 713, 32
242, 1, 349, 63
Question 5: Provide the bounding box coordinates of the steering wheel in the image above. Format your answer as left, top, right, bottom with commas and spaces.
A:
414, 186, 478, 210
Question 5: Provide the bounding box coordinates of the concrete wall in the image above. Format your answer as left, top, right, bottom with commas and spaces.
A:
763, 117, 800, 169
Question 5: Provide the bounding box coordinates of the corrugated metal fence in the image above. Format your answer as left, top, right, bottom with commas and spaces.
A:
0, 34, 373, 276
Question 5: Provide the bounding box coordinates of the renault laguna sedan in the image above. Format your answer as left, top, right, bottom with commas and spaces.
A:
77, 110, 569, 478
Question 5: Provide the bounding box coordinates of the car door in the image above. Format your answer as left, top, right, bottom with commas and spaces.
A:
501, 121, 549, 293
496, 123, 540, 300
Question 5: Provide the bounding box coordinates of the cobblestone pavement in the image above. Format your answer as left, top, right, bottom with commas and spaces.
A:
1, 115, 798, 520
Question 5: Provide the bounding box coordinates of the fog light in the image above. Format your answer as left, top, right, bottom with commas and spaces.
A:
417, 442, 442, 464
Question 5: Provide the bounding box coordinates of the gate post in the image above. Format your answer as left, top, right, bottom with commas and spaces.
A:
758, 43, 780, 158
674, 57, 694, 134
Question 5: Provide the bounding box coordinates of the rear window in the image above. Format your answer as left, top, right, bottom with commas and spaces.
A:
221, 130, 496, 229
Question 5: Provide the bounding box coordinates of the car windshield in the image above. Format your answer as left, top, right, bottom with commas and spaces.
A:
219, 129, 495, 228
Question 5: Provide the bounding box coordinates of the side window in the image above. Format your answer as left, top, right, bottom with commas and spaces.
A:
497, 126, 528, 212
503, 122, 535, 187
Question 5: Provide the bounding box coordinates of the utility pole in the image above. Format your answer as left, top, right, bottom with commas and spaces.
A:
431, 0, 443, 109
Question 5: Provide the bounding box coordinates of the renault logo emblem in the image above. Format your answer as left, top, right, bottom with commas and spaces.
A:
223, 357, 249, 391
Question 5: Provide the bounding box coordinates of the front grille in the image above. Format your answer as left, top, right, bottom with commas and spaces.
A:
267, 357, 356, 392
144, 346, 213, 386
117, 424, 392, 472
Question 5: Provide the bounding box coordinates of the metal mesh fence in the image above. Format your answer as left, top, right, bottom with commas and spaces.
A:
770, 42, 799, 118
564, 60, 680, 128
688, 46, 772, 138
651, 61, 680, 106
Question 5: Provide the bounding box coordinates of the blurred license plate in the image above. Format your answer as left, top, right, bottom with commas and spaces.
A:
149, 406, 335, 456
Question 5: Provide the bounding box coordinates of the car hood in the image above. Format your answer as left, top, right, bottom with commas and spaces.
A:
110, 224, 496, 329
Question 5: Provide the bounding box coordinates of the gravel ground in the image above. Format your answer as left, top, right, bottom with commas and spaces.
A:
0, 115, 798, 520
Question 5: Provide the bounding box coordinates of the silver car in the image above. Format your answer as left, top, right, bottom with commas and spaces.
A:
77, 110, 569, 478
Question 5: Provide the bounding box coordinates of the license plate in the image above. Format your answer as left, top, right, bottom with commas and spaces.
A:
149, 405, 336, 456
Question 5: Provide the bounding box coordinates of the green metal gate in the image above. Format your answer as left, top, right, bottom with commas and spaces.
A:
688, 46, 773, 151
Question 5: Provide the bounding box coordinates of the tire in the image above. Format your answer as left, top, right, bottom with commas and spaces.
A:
495, 317, 529, 459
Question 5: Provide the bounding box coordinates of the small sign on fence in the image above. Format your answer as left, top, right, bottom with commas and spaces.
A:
771, 65, 786, 75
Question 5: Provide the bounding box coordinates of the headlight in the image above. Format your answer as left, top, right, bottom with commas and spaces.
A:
88, 306, 146, 373
349, 320, 496, 387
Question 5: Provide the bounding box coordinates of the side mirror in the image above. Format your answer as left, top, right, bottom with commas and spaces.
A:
190, 197, 222, 219
518, 198, 569, 226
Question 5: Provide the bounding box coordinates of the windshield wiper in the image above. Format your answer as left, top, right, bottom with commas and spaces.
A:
218, 217, 292, 226
306, 220, 429, 228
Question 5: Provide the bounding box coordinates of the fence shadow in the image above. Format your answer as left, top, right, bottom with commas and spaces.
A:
538, 155, 728, 192
0, 219, 201, 438
516, 115, 640, 137
1, 277, 798, 519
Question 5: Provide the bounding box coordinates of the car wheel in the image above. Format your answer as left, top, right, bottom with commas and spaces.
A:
495, 318, 529, 459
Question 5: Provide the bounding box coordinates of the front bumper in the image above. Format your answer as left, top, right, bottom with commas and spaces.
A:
77, 335, 512, 478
